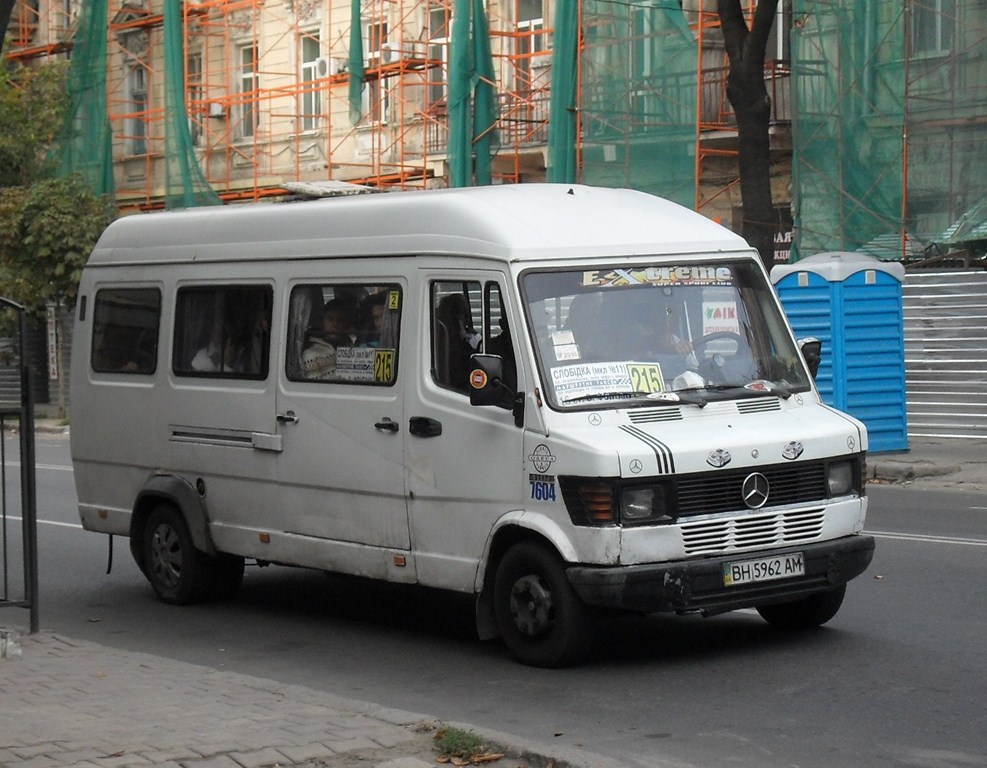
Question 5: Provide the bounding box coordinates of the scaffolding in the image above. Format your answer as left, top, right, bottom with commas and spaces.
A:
792, 0, 987, 262
10, 0, 985, 261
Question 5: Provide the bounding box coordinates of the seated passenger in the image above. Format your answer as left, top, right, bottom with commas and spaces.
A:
302, 298, 356, 379
358, 292, 387, 347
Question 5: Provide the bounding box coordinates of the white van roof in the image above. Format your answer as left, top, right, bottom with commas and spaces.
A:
87, 184, 751, 266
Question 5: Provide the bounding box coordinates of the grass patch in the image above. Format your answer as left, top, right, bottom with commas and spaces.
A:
433, 724, 505, 764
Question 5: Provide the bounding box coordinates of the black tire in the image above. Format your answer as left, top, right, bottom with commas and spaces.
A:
493, 541, 595, 668
756, 585, 847, 630
143, 505, 214, 605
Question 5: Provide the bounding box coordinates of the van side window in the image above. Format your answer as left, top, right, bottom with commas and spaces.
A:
431, 281, 483, 393
286, 283, 401, 385
91, 288, 162, 374
173, 286, 272, 379
485, 283, 517, 391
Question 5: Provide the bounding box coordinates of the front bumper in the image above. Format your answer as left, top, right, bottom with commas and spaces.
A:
566, 534, 875, 615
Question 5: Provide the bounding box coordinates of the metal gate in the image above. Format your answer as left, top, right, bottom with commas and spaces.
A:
0, 298, 39, 637
903, 271, 987, 439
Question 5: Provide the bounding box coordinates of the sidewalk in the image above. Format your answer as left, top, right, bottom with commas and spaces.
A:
0, 630, 618, 768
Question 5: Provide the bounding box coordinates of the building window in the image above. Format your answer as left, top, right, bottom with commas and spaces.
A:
515, 0, 545, 93
127, 64, 148, 156
187, 51, 203, 146
365, 19, 388, 66
286, 284, 402, 385
427, 2, 451, 107
912, 0, 954, 55
238, 43, 259, 139
300, 33, 321, 132
91, 288, 161, 375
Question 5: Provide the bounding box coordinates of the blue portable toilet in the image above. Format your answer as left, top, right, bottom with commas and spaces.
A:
771, 252, 908, 452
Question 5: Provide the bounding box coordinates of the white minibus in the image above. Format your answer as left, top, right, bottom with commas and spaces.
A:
70, 184, 874, 666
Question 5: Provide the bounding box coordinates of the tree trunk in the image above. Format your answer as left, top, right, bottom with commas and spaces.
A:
0, 0, 16, 56
717, 0, 779, 271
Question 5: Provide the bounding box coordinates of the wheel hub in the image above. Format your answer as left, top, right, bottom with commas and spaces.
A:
509, 574, 554, 637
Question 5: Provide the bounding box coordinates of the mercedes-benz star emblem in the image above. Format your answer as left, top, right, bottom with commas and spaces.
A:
742, 472, 770, 509
629, 459, 643, 474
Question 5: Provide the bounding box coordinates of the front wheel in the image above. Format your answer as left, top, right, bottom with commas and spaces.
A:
756, 585, 847, 630
493, 541, 595, 668
143, 505, 215, 605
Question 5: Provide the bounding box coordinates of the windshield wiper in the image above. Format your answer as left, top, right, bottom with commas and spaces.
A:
676, 382, 793, 400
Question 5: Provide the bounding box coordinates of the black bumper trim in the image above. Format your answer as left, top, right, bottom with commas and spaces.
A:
566, 535, 875, 614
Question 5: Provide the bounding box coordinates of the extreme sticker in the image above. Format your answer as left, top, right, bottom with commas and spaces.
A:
581, 266, 734, 288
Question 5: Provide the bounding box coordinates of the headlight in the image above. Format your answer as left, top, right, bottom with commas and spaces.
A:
827, 461, 854, 496
619, 485, 672, 525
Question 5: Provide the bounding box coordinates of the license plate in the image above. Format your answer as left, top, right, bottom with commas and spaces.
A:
723, 552, 805, 586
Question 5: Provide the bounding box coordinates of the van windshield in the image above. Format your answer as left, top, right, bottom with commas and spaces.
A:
521, 260, 812, 409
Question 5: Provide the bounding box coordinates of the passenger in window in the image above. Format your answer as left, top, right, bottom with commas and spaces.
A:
302, 297, 356, 379
358, 292, 387, 347
192, 315, 244, 373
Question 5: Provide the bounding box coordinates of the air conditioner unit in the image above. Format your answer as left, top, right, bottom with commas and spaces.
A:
208, 101, 226, 119
315, 56, 332, 78
381, 42, 400, 64
330, 58, 347, 75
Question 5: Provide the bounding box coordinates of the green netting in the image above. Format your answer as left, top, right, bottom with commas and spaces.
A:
348, 0, 364, 125
546, 0, 577, 182
447, 0, 496, 187
575, 0, 696, 207
50, 0, 113, 196
163, 0, 219, 208
50, 0, 218, 208
792, 0, 987, 262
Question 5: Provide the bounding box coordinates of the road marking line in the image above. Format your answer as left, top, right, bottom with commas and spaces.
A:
4, 515, 83, 530
867, 530, 987, 547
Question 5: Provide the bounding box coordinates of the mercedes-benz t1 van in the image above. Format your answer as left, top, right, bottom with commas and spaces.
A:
70, 184, 874, 667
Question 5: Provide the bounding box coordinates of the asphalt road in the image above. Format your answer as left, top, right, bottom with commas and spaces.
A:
4, 433, 987, 768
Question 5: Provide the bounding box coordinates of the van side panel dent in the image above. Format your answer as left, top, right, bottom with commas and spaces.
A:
134, 474, 216, 557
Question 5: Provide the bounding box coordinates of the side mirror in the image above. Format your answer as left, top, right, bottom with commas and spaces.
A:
469, 354, 524, 426
798, 337, 822, 379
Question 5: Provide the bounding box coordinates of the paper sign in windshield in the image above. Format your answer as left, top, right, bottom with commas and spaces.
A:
550, 361, 665, 400
581, 266, 734, 288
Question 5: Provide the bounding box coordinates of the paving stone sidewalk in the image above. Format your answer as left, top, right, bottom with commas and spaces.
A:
0, 632, 596, 768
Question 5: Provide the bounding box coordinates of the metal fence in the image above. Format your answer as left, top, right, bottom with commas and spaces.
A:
903, 271, 987, 439
0, 298, 39, 635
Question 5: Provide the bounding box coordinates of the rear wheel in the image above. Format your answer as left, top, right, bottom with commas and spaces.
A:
493, 541, 595, 668
143, 505, 214, 605
756, 585, 847, 630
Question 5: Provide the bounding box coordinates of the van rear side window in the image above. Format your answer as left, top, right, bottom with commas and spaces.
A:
173, 286, 272, 379
286, 283, 401, 385
91, 288, 162, 374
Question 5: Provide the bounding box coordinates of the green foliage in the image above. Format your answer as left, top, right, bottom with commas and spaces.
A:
0, 176, 114, 314
0, 60, 69, 186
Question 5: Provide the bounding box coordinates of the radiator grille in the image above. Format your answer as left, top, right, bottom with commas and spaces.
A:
681, 508, 826, 555
675, 461, 828, 518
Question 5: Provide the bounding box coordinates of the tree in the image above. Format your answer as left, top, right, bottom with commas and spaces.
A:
0, 177, 114, 313
1, 61, 115, 416
1, 60, 69, 185
718, 0, 779, 270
